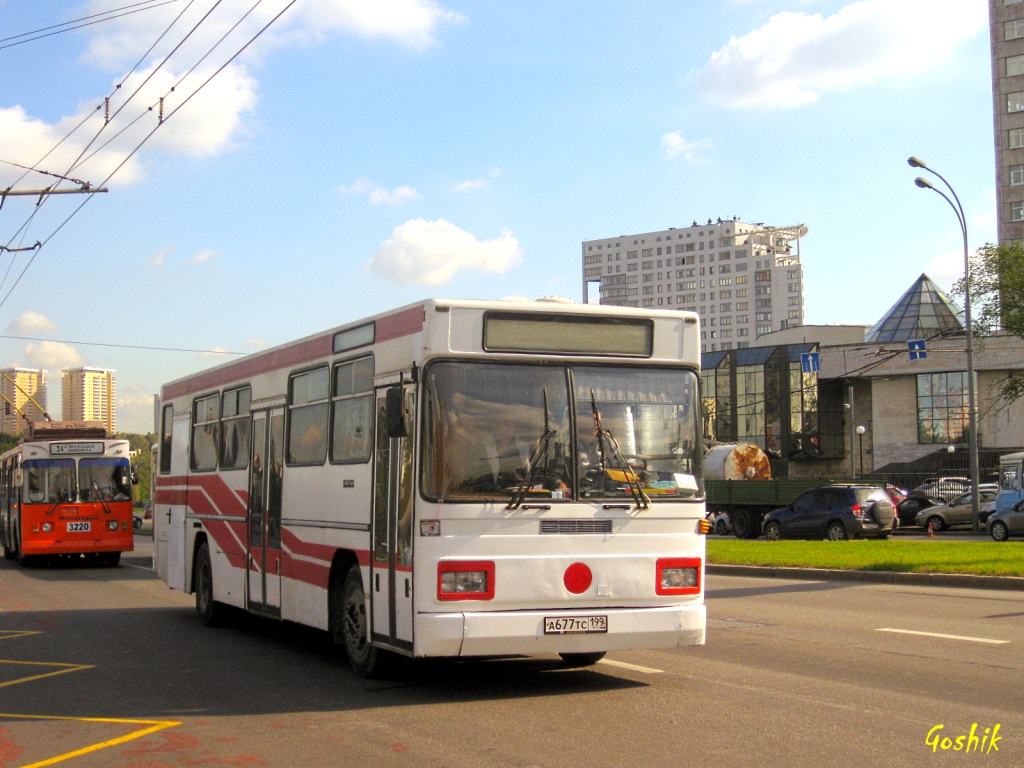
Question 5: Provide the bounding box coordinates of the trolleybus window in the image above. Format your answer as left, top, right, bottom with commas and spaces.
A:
331, 357, 374, 463
159, 404, 173, 474
25, 459, 76, 504
220, 386, 251, 470
287, 367, 329, 465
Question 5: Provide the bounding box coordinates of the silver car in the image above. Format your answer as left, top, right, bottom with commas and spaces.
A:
914, 486, 998, 532
988, 501, 1024, 541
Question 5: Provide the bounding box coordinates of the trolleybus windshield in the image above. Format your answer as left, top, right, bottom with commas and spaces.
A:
25, 459, 76, 504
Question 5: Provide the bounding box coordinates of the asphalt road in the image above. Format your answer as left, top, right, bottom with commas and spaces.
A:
1, 535, 1022, 767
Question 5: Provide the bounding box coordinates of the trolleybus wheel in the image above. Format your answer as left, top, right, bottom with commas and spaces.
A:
559, 652, 606, 668
104, 552, 121, 568
194, 542, 223, 626
333, 566, 380, 678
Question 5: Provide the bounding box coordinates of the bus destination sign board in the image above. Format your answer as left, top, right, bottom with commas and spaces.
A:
50, 442, 105, 456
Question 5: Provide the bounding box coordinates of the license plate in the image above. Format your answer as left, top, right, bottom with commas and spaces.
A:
543, 615, 608, 634
67, 521, 91, 532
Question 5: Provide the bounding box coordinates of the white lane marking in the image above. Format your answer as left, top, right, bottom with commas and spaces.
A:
598, 659, 663, 674
876, 628, 1010, 645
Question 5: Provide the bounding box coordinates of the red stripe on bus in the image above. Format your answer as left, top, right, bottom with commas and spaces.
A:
376, 304, 424, 341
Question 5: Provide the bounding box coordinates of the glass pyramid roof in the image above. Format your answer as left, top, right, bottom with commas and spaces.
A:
864, 273, 964, 343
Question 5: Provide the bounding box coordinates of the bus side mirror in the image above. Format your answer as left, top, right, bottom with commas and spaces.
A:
130, 466, 139, 485
13, 468, 22, 488
385, 386, 408, 438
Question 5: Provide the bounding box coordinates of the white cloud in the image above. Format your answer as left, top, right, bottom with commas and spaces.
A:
117, 394, 157, 434
693, 0, 987, 110
1, 1, 462, 190
24, 341, 83, 369
190, 249, 217, 265
369, 218, 523, 285
338, 177, 420, 205
246, 338, 269, 348
662, 132, 712, 162
199, 346, 236, 358
150, 245, 173, 268
7, 311, 58, 336
453, 168, 502, 192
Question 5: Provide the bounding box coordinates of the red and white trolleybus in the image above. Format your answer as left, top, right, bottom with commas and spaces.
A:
0, 421, 136, 566
155, 299, 706, 676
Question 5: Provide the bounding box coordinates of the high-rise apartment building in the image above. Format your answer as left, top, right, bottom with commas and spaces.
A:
62, 367, 116, 434
991, 0, 1024, 244
0, 367, 47, 435
582, 219, 807, 353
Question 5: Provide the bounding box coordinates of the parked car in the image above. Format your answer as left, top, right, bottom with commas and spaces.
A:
762, 484, 895, 541
914, 486, 999, 532
911, 477, 971, 503
884, 485, 907, 505
896, 494, 942, 527
708, 511, 731, 536
988, 500, 1024, 541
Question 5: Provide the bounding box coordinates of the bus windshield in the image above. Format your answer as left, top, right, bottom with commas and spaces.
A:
422, 362, 702, 502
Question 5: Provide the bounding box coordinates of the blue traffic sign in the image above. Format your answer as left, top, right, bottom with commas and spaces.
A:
908, 340, 927, 361
800, 352, 820, 373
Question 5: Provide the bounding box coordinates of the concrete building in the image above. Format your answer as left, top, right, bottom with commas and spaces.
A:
0, 367, 47, 435
582, 219, 807, 354
990, 0, 1024, 244
62, 367, 116, 434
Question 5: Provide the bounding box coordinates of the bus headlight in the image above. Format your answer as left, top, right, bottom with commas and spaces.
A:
41, 522, 53, 533
107, 520, 119, 531
437, 561, 495, 601
656, 557, 701, 595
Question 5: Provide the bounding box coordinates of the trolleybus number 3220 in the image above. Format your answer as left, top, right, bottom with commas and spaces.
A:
544, 615, 608, 634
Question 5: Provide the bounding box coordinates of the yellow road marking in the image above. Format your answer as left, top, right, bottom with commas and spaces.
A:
0, 659, 93, 688
0, 713, 181, 768
0, 630, 43, 641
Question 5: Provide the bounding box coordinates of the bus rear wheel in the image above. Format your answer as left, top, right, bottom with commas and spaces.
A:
103, 552, 121, 568
331, 566, 381, 678
194, 542, 223, 626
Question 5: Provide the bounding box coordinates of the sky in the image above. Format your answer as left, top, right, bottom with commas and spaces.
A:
0, 0, 996, 433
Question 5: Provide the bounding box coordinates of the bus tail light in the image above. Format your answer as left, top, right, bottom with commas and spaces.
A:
438, 561, 495, 601
107, 520, 119, 531
656, 557, 701, 596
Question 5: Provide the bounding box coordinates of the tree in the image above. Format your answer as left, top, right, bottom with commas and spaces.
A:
951, 240, 1024, 402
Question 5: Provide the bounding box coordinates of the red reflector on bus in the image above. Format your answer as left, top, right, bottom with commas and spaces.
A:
437, 561, 495, 601
656, 557, 701, 596
563, 562, 592, 594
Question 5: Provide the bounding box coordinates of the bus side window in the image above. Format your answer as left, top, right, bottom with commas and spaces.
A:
160, 404, 173, 474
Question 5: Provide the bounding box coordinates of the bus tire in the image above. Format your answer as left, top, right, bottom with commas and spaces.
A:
104, 552, 121, 568
194, 542, 224, 627
559, 652, 606, 668
332, 566, 381, 678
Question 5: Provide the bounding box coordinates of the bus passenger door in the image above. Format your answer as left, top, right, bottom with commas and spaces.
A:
247, 407, 284, 615
371, 387, 414, 653
156, 414, 190, 591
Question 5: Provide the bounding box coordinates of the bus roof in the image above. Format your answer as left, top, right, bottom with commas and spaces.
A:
161, 298, 699, 401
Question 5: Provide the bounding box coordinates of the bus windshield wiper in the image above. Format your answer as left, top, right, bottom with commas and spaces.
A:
507, 390, 557, 511
590, 389, 650, 510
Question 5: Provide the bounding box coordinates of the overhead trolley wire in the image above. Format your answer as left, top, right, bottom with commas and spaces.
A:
0, 0, 182, 52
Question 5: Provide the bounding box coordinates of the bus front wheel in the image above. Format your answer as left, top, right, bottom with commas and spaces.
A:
331, 566, 381, 678
559, 652, 606, 668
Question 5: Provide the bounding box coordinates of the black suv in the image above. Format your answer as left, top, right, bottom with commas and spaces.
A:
762, 485, 895, 541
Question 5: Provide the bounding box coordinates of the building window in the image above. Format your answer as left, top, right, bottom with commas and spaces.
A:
1009, 55, 1024, 77
917, 372, 968, 444
1011, 128, 1024, 149
1007, 18, 1024, 40
1013, 202, 1024, 222
1012, 165, 1024, 186
1008, 92, 1024, 112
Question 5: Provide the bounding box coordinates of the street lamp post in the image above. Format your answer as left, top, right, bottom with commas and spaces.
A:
856, 425, 866, 477
908, 156, 981, 532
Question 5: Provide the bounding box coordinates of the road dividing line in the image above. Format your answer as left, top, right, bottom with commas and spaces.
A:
0, 630, 42, 641
598, 659, 664, 674
876, 628, 1010, 645
0, 713, 180, 768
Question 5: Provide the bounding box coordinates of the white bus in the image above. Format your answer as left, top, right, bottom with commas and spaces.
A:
155, 299, 706, 676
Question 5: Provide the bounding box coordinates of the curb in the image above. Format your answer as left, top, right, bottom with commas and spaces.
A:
707, 564, 1024, 591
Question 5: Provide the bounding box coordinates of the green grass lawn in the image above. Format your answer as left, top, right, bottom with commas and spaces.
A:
707, 539, 1024, 578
